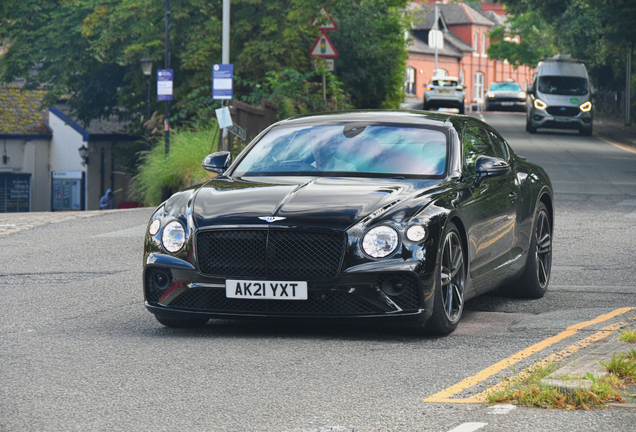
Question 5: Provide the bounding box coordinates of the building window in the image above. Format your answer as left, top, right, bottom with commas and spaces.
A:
404, 67, 416, 95
473, 32, 478, 54
481, 33, 486, 55
474, 72, 485, 101
460, 70, 465, 85
435, 68, 448, 77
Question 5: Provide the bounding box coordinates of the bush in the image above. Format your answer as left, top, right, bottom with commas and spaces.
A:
132, 122, 219, 206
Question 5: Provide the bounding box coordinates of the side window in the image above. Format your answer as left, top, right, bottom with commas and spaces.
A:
463, 125, 495, 174
486, 130, 509, 160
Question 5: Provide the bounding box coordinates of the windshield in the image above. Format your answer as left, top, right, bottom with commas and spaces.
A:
432, 79, 458, 87
538, 76, 588, 96
233, 124, 448, 177
490, 82, 522, 91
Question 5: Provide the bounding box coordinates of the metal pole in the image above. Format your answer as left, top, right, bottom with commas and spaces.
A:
627, 42, 632, 126
434, 2, 439, 76
165, 0, 170, 157
161, 0, 171, 202
323, 72, 326, 101
221, 0, 230, 151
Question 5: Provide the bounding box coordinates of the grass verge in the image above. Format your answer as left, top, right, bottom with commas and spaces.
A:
486, 361, 625, 410
618, 328, 636, 343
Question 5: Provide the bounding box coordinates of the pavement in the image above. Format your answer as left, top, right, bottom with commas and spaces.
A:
4, 102, 636, 408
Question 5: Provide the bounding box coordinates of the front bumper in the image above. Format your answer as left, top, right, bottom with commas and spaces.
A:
143, 253, 436, 322
486, 98, 526, 111
529, 109, 593, 130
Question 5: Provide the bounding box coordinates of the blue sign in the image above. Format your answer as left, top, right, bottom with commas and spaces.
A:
212, 64, 233, 100
157, 69, 173, 101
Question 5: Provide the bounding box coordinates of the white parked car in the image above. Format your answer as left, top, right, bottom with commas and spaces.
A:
423, 76, 465, 114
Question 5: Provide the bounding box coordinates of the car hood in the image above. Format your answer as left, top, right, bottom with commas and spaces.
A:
536, 93, 589, 106
192, 176, 443, 231
491, 91, 524, 97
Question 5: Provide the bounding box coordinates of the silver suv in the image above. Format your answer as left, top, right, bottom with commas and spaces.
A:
423, 76, 465, 114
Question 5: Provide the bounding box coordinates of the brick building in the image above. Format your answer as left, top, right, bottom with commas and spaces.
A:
405, 1, 534, 107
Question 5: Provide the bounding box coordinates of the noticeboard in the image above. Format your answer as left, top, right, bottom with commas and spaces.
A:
212, 64, 233, 100
0, 173, 31, 213
51, 171, 85, 211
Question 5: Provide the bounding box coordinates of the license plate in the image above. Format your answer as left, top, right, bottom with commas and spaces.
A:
438, 90, 451, 94
554, 116, 572, 122
226, 280, 308, 300
501, 102, 514, 106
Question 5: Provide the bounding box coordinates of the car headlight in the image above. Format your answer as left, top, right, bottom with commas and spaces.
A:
362, 226, 399, 258
487, 92, 495, 98
162, 221, 186, 253
534, 98, 547, 110
519, 91, 526, 99
580, 101, 592, 112
148, 219, 161, 236
406, 225, 427, 242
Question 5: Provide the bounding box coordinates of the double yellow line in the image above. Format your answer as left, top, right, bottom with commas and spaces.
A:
423, 307, 635, 404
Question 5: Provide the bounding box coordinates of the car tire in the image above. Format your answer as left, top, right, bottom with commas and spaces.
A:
155, 316, 209, 328
580, 126, 593, 136
526, 119, 537, 134
501, 202, 552, 299
423, 99, 428, 111
426, 221, 466, 335
458, 104, 465, 114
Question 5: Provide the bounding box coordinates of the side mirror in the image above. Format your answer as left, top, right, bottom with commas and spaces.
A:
526, 85, 533, 95
202, 151, 231, 173
475, 155, 510, 186
463, 85, 467, 89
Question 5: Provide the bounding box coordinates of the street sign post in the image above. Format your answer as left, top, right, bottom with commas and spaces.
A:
227, 124, 246, 141
212, 64, 233, 100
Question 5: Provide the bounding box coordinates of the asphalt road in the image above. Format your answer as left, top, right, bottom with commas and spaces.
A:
2, 111, 636, 432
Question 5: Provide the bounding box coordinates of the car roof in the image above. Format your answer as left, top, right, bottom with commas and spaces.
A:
431, 76, 459, 81
279, 110, 461, 128
537, 61, 588, 78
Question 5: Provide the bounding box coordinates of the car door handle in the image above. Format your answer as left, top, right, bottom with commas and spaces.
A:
508, 191, 517, 202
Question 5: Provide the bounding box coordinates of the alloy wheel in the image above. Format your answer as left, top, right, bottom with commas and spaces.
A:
535, 210, 552, 288
439, 231, 465, 323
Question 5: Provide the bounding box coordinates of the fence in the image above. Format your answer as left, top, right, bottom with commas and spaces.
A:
221, 98, 277, 155
594, 90, 635, 123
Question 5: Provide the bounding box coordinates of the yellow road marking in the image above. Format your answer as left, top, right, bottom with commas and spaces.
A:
423, 308, 634, 403
598, 136, 636, 155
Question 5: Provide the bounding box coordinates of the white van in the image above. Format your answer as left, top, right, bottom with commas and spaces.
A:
526, 55, 593, 136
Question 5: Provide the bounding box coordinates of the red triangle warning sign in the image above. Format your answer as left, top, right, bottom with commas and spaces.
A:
309, 30, 338, 58
311, 6, 338, 31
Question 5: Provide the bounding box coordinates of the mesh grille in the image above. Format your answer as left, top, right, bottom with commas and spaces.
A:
169, 289, 380, 315
197, 229, 346, 279
377, 274, 420, 311
145, 267, 173, 304
546, 106, 581, 117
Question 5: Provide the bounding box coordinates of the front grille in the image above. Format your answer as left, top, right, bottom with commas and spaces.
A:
197, 229, 346, 280
546, 106, 580, 117
491, 97, 524, 102
169, 289, 381, 315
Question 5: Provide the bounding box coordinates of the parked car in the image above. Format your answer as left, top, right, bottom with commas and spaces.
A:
484, 80, 527, 112
423, 76, 465, 114
526, 55, 593, 135
143, 111, 553, 335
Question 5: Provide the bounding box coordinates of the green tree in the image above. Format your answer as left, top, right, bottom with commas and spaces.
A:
487, 11, 557, 68
1, 0, 411, 124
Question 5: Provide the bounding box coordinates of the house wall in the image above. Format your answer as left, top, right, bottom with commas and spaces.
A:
1, 137, 50, 211
407, 53, 462, 100
48, 111, 86, 173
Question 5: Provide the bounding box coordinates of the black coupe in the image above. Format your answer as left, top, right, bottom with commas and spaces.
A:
143, 111, 553, 335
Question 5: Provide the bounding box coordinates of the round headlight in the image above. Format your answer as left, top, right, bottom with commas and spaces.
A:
406, 225, 427, 242
362, 226, 399, 258
148, 219, 161, 236
162, 221, 186, 253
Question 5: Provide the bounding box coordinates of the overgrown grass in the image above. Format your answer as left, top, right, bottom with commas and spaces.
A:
600, 349, 636, 382
486, 361, 624, 409
618, 328, 636, 343
132, 122, 219, 206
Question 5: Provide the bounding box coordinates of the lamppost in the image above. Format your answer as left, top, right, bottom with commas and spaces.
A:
140, 58, 153, 123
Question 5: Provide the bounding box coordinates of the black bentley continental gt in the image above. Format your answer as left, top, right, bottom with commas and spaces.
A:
143, 111, 553, 335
